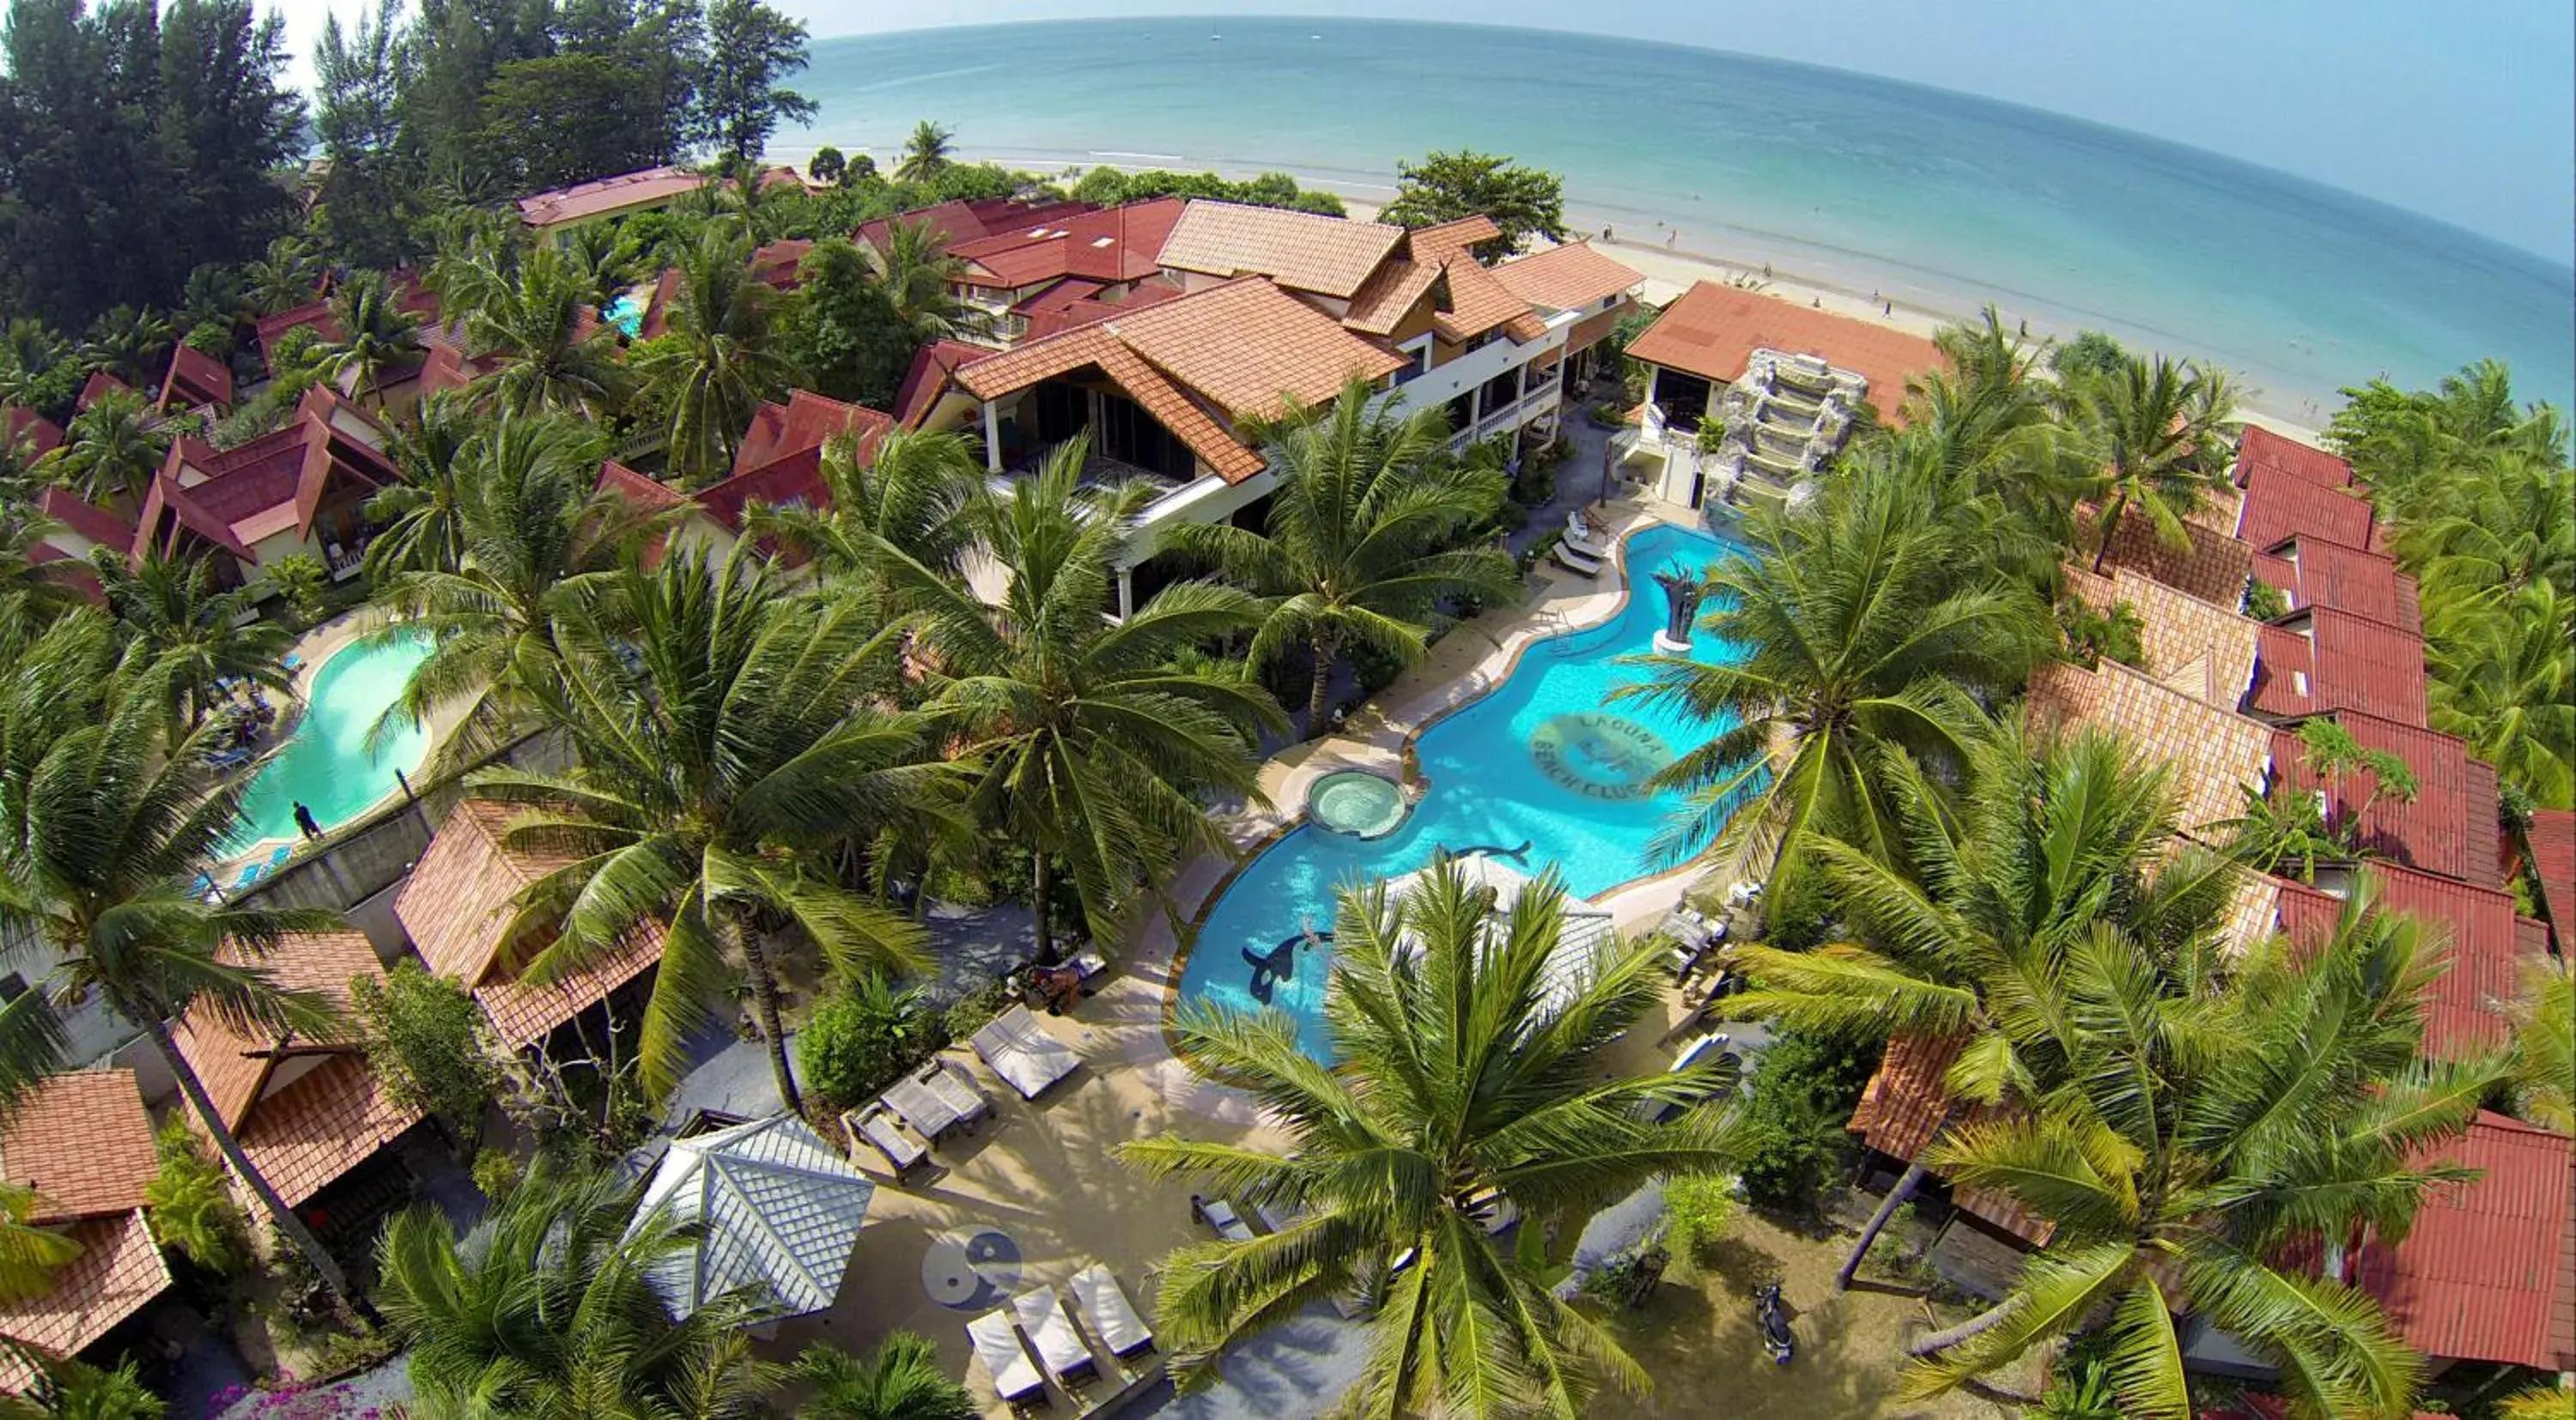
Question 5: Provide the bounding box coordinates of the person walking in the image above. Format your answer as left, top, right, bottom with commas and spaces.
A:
292, 802, 323, 841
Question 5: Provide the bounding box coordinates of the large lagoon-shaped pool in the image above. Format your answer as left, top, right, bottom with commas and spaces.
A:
1176, 521, 1741, 1055
224, 633, 434, 858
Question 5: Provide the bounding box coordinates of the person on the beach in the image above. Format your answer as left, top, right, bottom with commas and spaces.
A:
1666, 230, 1676, 249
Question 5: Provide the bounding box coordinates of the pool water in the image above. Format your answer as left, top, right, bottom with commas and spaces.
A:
1176, 521, 1743, 1054
225, 634, 435, 853
605, 293, 645, 337
1308, 770, 1406, 839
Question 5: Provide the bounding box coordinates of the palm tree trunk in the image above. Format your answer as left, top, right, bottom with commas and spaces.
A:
143, 1017, 352, 1304
1306, 633, 1338, 739
2090, 489, 2129, 573
728, 914, 802, 1118
1837, 1107, 1953, 1290
1030, 853, 1054, 962
1907, 1294, 2018, 1357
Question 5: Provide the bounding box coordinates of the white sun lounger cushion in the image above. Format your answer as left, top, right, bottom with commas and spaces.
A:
1550, 542, 1601, 576
921, 1060, 991, 1127
968, 1308, 1044, 1403
1070, 1263, 1154, 1359
1200, 1199, 1257, 1242
973, 1005, 1082, 1099
881, 1075, 958, 1139
1010, 1285, 1097, 1383
849, 1106, 925, 1172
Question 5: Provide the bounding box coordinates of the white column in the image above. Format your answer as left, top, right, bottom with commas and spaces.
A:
1116, 567, 1134, 620
982, 399, 1003, 473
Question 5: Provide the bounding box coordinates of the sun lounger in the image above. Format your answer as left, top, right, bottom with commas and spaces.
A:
1252, 1198, 1303, 1235
921, 1059, 992, 1130
1564, 521, 1612, 557
1010, 1286, 1097, 1387
844, 1105, 927, 1175
972, 1005, 1083, 1100
1673, 1031, 1731, 1071
1070, 1263, 1155, 1360
883, 1067, 981, 1141
968, 1308, 1046, 1406
1567, 508, 1601, 541
1192, 1195, 1257, 1242
1549, 541, 1601, 577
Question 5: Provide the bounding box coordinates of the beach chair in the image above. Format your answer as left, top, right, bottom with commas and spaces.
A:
1252, 1197, 1303, 1235
1567, 508, 1602, 542
1549, 541, 1602, 577
1010, 1285, 1098, 1389
1069, 1263, 1155, 1361
967, 1308, 1046, 1408
1191, 1195, 1257, 1242
881, 1073, 961, 1141
920, 1059, 992, 1132
844, 1104, 927, 1176
972, 1005, 1083, 1100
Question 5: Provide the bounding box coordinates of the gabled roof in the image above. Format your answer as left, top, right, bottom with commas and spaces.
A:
1625, 282, 1945, 422
894, 340, 993, 428
35, 488, 134, 551
2244, 607, 2428, 726
2354, 1111, 2574, 1371
2234, 423, 2354, 490
750, 239, 814, 291
596, 458, 687, 513
172, 931, 378, 1132
2060, 563, 2259, 710
392, 799, 664, 1047
2268, 711, 2502, 889
1022, 274, 1186, 343
1157, 201, 1406, 298
518, 165, 710, 228
0, 1071, 156, 1224
856, 197, 1097, 256
131, 386, 395, 557
631, 1113, 875, 1320
952, 198, 1186, 290
1340, 258, 1442, 337
1489, 240, 1644, 313
1109, 276, 1410, 423
2250, 533, 2420, 634
3, 405, 64, 457
76, 371, 133, 414
2026, 658, 2275, 836
2274, 865, 2530, 1059
1847, 1033, 2052, 1244
2234, 464, 2378, 554
2525, 809, 2574, 950
2080, 500, 2255, 608
158, 343, 234, 414
732, 390, 891, 477
0, 1211, 170, 1388
1404, 214, 1504, 259
255, 300, 340, 370
1426, 252, 1546, 345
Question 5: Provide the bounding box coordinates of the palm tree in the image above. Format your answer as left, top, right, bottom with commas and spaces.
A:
37, 388, 170, 509
360, 391, 484, 582
364, 412, 641, 772
315, 270, 423, 401
90, 549, 295, 731
742, 427, 985, 608
1122, 859, 1747, 1417
0, 1183, 82, 1302
2074, 352, 2239, 573
1725, 720, 2237, 1288
560, 219, 644, 316
1613, 464, 2052, 885
377, 1159, 781, 1417
2423, 580, 2574, 808
0, 319, 73, 413
629, 222, 798, 486
1901, 885, 2504, 1419
465, 543, 959, 1111
895, 120, 955, 182
0, 509, 90, 644
868, 440, 1285, 953
2387, 448, 2573, 605
76, 306, 172, 386
462, 246, 630, 420
794, 1334, 977, 1420
862, 217, 983, 343
2504, 956, 2573, 1132
242, 234, 324, 315
1163, 379, 1519, 736
0, 634, 361, 1302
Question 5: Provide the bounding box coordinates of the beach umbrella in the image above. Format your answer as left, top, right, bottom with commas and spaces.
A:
626, 1112, 876, 1322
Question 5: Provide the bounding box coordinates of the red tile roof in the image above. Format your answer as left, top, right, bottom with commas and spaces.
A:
2527, 810, 2575, 952
75, 371, 133, 414
2233, 464, 2378, 554
953, 199, 1187, 291
732, 390, 892, 477
1427, 253, 1546, 345
232, 1051, 421, 1209
254, 300, 341, 370
2026, 658, 2276, 836
1405, 215, 1504, 258
3, 405, 65, 456
2275, 865, 2531, 1059
1104, 276, 1410, 422
131, 386, 395, 559
2243, 607, 2428, 726
0, 1071, 156, 1224
517, 165, 710, 228
2354, 1111, 2574, 1371
1021, 274, 1187, 343
1340, 258, 1440, 337
0, 1211, 169, 1387
157, 343, 234, 414
1157, 201, 1407, 298
2235, 423, 2354, 489
2248, 533, 2421, 634
2082, 502, 2258, 607
857, 198, 1097, 257
1847, 1033, 2052, 1245
894, 340, 993, 428
2060, 562, 2258, 709
35, 488, 134, 551
1488, 240, 1644, 313
750, 239, 814, 291
595, 458, 686, 513
2267, 712, 2502, 889
1625, 282, 1946, 422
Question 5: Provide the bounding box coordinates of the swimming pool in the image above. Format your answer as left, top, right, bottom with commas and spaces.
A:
225, 634, 435, 856
1175, 521, 1743, 1055
605, 292, 645, 337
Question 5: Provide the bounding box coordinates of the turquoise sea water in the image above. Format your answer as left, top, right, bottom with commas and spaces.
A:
785, 18, 2574, 421
227, 635, 433, 854
1176, 522, 1739, 1055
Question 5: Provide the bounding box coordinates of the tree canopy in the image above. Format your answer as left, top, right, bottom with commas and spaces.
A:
1382, 149, 1567, 258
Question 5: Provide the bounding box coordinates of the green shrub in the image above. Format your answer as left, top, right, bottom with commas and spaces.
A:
2242, 576, 2290, 622
353, 960, 496, 1135
471, 1148, 522, 1202
798, 975, 946, 1109
940, 979, 1018, 1047
143, 1118, 250, 1274
1662, 1172, 1737, 1262
1733, 1030, 1880, 1215
263, 553, 331, 628
2050, 329, 2128, 385
29, 1356, 159, 1419
808, 146, 846, 185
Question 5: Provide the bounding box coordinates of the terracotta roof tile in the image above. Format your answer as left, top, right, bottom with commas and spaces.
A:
2354, 1112, 2573, 1370
2081, 501, 2254, 607
2526, 810, 2574, 951
1340, 258, 1440, 337
2275, 865, 2530, 1059
1157, 201, 1405, 298
0, 1211, 169, 1387
1024, 273, 1188, 342
2234, 464, 2377, 553
1848, 1033, 2053, 1244
2244, 608, 2428, 725
0, 1072, 156, 1223
2061, 564, 2259, 709
230, 1053, 421, 1208
953, 325, 1123, 404
1110, 277, 1409, 422
158, 343, 234, 414
1405, 214, 1504, 258
1429, 256, 1544, 345
2026, 658, 2275, 836
518, 166, 710, 228
731, 390, 891, 477
955, 199, 1186, 289
34, 489, 134, 551
596, 459, 687, 513
1489, 241, 1644, 313
476, 922, 663, 1050
894, 340, 992, 428
75, 371, 133, 414
3, 406, 65, 457
857, 198, 1095, 257
2268, 712, 2502, 889
2235, 424, 2354, 489
1625, 282, 1945, 422
1090, 340, 1267, 483
2249, 534, 2420, 634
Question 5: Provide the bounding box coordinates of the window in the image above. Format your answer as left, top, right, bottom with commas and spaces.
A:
1394, 337, 1432, 386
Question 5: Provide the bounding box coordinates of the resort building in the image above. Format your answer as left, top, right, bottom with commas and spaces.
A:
3, 404, 64, 457
1618, 281, 1945, 511
21, 488, 135, 594
934, 198, 1188, 347
2524, 809, 2574, 955
156, 343, 234, 416
170, 932, 428, 1247
393, 799, 665, 1052
518, 165, 713, 248
855, 196, 1097, 258
0, 1071, 169, 1391
128, 385, 399, 586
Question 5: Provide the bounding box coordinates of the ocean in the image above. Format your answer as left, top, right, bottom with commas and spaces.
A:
781, 17, 2575, 422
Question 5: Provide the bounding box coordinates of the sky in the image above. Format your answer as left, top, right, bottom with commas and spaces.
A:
264, 0, 2574, 260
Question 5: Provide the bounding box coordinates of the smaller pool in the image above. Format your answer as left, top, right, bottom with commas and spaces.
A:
224, 634, 434, 857
605, 292, 645, 337
1308, 770, 1407, 840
